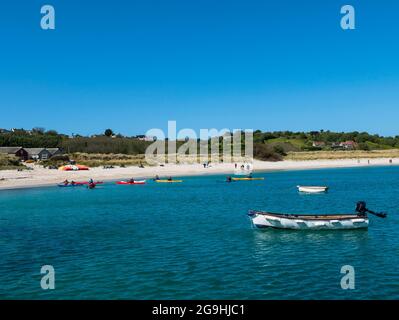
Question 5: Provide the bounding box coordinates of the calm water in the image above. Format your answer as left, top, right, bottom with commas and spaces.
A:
0, 166, 398, 299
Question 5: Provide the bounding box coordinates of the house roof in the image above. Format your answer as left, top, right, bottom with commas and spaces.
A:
46, 148, 61, 154
24, 148, 50, 155
0, 146, 24, 154
341, 141, 357, 145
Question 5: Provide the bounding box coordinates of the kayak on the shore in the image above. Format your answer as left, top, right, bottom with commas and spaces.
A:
232, 177, 264, 181
116, 180, 146, 185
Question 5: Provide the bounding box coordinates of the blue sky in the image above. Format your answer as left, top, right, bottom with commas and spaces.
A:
0, 0, 398, 136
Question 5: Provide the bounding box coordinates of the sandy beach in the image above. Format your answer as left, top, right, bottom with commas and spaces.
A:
0, 158, 397, 190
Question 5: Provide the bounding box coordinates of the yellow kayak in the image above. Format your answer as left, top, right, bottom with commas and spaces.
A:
155, 180, 183, 183
232, 177, 264, 181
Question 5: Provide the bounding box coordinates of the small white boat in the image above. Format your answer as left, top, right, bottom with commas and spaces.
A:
248, 211, 369, 230
297, 185, 328, 193
248, 202, 387, 231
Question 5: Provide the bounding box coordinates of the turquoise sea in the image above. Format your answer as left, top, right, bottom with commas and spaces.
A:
0, 166, 398, 299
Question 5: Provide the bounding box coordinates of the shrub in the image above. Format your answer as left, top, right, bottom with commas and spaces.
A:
253, 143, 282, 161
273, 145, 287, 156
358, 143, 370, 151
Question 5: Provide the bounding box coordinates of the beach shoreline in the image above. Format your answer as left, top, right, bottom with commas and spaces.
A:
0, 158, 398, 191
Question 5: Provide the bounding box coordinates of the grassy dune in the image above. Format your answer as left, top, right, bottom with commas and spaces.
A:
285, 149, 399, 161
69, 153, 252, 167
0, 154, 26, 170
69, 153, 147, 167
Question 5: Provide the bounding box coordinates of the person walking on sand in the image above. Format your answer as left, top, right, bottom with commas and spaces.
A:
235, 163, 237, 169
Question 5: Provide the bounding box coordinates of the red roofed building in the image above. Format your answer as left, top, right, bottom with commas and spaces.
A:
340, 141, 357, 150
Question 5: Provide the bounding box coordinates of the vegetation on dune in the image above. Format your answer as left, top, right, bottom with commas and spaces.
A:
0, 154, 26, 170
254, 130, 399, 151
253, 143, 283, 161
285, 149, 399, 161
69, 153, 146, 167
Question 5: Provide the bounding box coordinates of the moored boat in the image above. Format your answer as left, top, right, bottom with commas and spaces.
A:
248, 202, 387, 230
248, 211, 368, 230
297, 185, 328, 193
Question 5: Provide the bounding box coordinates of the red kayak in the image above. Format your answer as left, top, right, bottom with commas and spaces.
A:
116, 180, 146, 185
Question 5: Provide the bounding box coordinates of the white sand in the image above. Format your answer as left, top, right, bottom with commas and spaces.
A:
0, 158, 397, 190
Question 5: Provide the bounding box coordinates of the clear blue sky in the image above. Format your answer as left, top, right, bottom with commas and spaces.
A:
0, 0, 398, 136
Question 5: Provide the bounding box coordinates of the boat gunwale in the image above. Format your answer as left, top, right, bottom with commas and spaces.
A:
297, 185, 329, 189
249, 210, 367, 221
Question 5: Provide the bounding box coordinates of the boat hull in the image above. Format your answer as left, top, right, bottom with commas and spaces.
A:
232, 177, 264, 181
57, 184, 84, 187
249, 211, 368, 230
297, 186, 328, 193
116, 180, 146, 185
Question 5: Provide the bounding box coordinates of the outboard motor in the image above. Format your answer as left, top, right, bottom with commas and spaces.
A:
356, 201, 387, 218
356, 201, 367, 216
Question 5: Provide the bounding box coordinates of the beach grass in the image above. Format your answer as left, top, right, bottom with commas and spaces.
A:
68, 153, 147, 167
0, 154, 26, 170
285, 149, 399, 161
69, 153, 253, 167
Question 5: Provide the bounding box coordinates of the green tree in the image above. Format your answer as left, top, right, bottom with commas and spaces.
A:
104, 129, 114, 137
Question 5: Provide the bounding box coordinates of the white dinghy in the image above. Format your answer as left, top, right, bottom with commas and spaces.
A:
248, 202, 387, 230
297, 185, 328, 193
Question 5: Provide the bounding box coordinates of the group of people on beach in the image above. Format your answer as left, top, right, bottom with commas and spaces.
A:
234, 163, 252, 170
